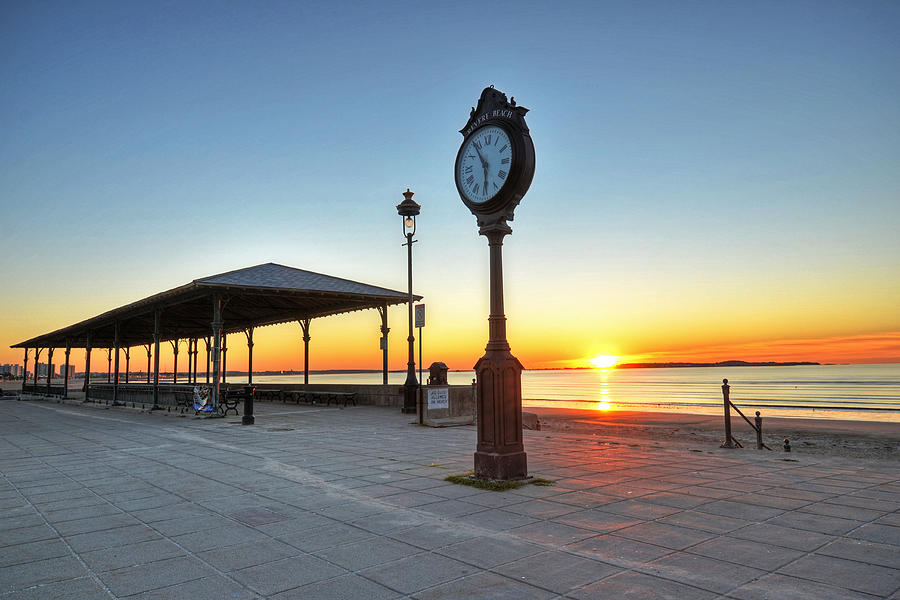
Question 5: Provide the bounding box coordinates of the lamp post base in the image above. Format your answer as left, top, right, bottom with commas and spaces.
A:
402, 382, 418, 414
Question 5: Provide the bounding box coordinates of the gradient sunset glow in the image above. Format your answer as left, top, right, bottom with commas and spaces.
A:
1, 3, 898, 375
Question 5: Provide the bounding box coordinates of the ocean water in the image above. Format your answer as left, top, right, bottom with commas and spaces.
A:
251, 363, 900, 423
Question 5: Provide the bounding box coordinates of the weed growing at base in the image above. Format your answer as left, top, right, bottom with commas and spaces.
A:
444, 472, 554, 492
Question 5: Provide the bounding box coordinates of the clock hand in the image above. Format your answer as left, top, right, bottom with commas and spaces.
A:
473, 144, 488, 169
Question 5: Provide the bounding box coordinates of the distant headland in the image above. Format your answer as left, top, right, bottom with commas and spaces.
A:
616, 360, 820, 369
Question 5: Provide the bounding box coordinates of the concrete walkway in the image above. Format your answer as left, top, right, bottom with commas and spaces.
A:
1, 397, 898, 599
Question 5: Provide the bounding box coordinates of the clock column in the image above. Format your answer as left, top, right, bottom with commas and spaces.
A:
474, 221, 527, 480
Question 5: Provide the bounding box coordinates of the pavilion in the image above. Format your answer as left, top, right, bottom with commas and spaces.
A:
12, 263, 421, 409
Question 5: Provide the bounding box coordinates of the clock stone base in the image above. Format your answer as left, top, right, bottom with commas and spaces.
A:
473, 350, 528, 480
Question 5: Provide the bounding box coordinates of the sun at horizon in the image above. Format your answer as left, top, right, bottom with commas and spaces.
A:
589, 355, 619, 369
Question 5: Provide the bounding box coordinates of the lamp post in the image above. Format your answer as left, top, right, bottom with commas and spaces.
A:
396, 189, 420, 414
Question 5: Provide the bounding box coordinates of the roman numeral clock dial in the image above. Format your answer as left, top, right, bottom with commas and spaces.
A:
455, 125, 512, 204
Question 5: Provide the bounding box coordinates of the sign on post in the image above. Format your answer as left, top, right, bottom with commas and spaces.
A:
427, 387, 449, 410
415, 304, 425, 328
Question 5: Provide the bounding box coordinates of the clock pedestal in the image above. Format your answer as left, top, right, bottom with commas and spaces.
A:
473, 224, 528, 480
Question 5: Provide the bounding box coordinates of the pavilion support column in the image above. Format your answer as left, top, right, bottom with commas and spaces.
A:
83, 334, 92, 402
191, 339, 198, 383
300, 319, 311, 385
46, 347, 55, 396
21, 348, 29, 392
112, 322, 121, 406
204, 337, 210, 384
63, 341, 71, 399
151, 310, 161, 410
211, 296, 226, 412
222, 334, 228, 384
243, 327, 255, 426
244, 328, 254, 385
124, 347, 130, 385
33, 348, 42, 389
170, 340, 180, 385
145, 344, 151, 384
378, 304, 390, 385
185, 339, 192, 383
106, 349, 112, 383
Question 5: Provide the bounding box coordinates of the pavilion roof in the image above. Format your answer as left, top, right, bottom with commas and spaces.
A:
12, 263, 420, 349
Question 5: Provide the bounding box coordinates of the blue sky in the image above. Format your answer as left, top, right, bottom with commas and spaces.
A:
2, 0, 899, 369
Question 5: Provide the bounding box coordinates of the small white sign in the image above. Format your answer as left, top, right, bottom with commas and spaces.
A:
427, 387, 449, 410
415, 304, 425, 328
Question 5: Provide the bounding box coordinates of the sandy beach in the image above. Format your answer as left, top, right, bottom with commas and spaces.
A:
528, 406, 900, 461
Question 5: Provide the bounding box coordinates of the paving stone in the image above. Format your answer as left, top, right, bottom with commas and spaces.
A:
410, 571, 555, 600
387, 523, 480, 550
463, 508, 539, 531
641, 491, 714, 509
639, 552, 765, 594
0, 512, 45, 531
687, 535, 805, 571
65, 523, 162, 552
278, 522, 376, 552
170, 523, 270, 552
360, 551, 477, 594
231, 555, 347, 595
0, 555, 89, 594
849, 522, 900, 545
567, 534, 673, 568
569, 570, 717, 600
197, 538, 298, 572
614, 521, 714, 550
694, 499, 785, 522
657, 509, 751, 534
766, 511, 863, 536
493, 550, 621, 594
799, 500, 887, 521
128, 575, 258, 599
554, 508, 644, 533
272, 573, 401, 600
501, 498, 580, 519
417, 498, 488, 518
53, 512, 141, 536
728, 572, 880, 600
436, 535, 544, 569
779, 553, 900, 596
509, 520, 597, 546
312, 537, 423, 571
817, 537, 900, 570
0, 537, 70, 568
6, 575, 112, 600
0, 523, 59, 547
729, 522, 833, 551
79, 538, 187, 572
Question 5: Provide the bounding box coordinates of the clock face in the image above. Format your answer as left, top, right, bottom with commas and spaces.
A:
456, 125, 513, 204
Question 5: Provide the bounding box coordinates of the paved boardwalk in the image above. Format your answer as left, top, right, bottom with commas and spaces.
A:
1, 397, 898, 599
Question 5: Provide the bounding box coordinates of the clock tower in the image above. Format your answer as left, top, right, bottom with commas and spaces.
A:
454, 87, 535, 480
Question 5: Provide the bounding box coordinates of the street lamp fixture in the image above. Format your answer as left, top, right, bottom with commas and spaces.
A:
396, 189, 420, 414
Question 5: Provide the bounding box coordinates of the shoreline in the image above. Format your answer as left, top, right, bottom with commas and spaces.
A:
528, 406, 900, 461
